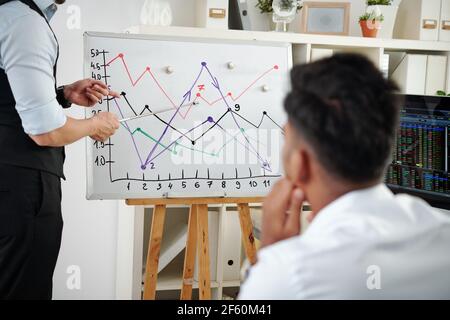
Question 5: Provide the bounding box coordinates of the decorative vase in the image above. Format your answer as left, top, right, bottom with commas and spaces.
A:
266, 13, 277, 31
360, 20, 381, 38
366, 2, 400, 39
272, 0, 298, 32
140, 0, 173, 27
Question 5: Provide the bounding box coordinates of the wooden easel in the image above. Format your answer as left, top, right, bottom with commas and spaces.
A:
126, 197, 263, 300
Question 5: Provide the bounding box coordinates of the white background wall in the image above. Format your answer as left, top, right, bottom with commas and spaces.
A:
50, 0, 380, 299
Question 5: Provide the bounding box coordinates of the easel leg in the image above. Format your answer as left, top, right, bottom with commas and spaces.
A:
237, 203, 257, 265
143, 204, 166, 300
197, 204, 211, 300
180, 204, 198, 300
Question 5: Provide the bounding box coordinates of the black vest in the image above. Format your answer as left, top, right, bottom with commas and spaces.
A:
0, 0, 65, 178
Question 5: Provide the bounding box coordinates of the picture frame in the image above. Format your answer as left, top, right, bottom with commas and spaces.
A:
300, 2, 351, 36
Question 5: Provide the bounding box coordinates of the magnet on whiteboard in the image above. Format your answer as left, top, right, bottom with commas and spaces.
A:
166, 66, 174, 74
262, 85, 270, 92
227, 62, 235, 70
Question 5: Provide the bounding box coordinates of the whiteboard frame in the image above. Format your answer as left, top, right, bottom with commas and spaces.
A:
84, 31, 293, 200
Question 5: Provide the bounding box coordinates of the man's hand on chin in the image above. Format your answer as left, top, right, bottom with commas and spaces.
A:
261, 178, 305, 248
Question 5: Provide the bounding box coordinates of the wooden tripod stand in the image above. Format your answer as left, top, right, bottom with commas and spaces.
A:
126, 197, 263, 300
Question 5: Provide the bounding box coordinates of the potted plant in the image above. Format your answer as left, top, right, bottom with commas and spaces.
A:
359, 11, 384, 38
256, 0, 302, 31
256, 0, 274, 14
437, 90, 450, 97
366, 0, 401, 39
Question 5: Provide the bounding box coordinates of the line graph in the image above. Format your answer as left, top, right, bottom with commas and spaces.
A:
85, 33, 290, 199
112, 59, 282, 174
107, 55, 281, 171
111, 67, 284, 170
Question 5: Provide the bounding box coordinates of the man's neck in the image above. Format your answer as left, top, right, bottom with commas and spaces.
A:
34, 0, 54, 11
307, 177, 379, 214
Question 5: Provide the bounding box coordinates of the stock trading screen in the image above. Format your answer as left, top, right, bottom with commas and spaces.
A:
386, 95, 450, 206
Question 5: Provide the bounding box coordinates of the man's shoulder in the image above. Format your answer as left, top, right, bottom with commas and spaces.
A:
394, 192, 441, 213
0, 1, 45, 31
389, 192, 450, 228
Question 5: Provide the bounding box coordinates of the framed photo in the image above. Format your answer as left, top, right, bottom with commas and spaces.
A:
300, 2, 351, 36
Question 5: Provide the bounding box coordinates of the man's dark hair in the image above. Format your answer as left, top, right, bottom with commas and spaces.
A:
284, 53, 401, 183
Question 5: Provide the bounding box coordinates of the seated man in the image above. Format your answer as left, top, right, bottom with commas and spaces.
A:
239, 54, 450, 300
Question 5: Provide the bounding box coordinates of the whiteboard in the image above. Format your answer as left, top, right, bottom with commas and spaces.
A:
84, 32, 291, 200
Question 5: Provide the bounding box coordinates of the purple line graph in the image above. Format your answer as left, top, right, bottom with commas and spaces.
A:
203, 63, 272, 171
142, 65, 206, 167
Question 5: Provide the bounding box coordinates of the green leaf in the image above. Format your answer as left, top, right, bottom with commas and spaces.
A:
436, 90, 447, 96
359, 11, 384, 21
255, 0, 302, 14
367, 0, 393, 5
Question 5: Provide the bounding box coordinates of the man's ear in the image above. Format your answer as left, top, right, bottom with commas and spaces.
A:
298, 148, 311, 185
290, 145, 311, 187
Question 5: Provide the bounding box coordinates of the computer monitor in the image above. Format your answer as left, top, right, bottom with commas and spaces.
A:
386, 94, 450, 209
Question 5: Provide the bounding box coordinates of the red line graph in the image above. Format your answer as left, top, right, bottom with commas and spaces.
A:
105, 53, 278, 118
232, 65, 278, 101
197, 94, 224, 106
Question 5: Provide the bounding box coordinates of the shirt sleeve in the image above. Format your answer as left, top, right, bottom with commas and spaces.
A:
1, 12, 67, 135
238, 244, 298, 300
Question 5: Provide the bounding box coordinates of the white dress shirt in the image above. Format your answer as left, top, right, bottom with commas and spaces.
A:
239, 184, 450, 299
0, 0, 66, 135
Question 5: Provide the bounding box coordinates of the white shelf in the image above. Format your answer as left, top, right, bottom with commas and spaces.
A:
157, 275, 220, 291
156, 252, 220, 291
222, 280, 241, 287
157, 274, 239, 291
129, 25, 450, 52
158, 223, 188, 272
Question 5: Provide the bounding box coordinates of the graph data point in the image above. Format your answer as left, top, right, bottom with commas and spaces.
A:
141, 165, 146, 170
196, 93, 201, 97
121, 91, 126, 96
227, 92, 232, 96
146, 67, 151, 71
137, 128, 141, 131
119, 53, 124, 58
192, 141, 196, 146
207, 116, 214, 123
274, 65, 279, 70
201, 62, 207, 66
263, 111, 267, 115
240, 128, 245, 132
228, 107, 232, 112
